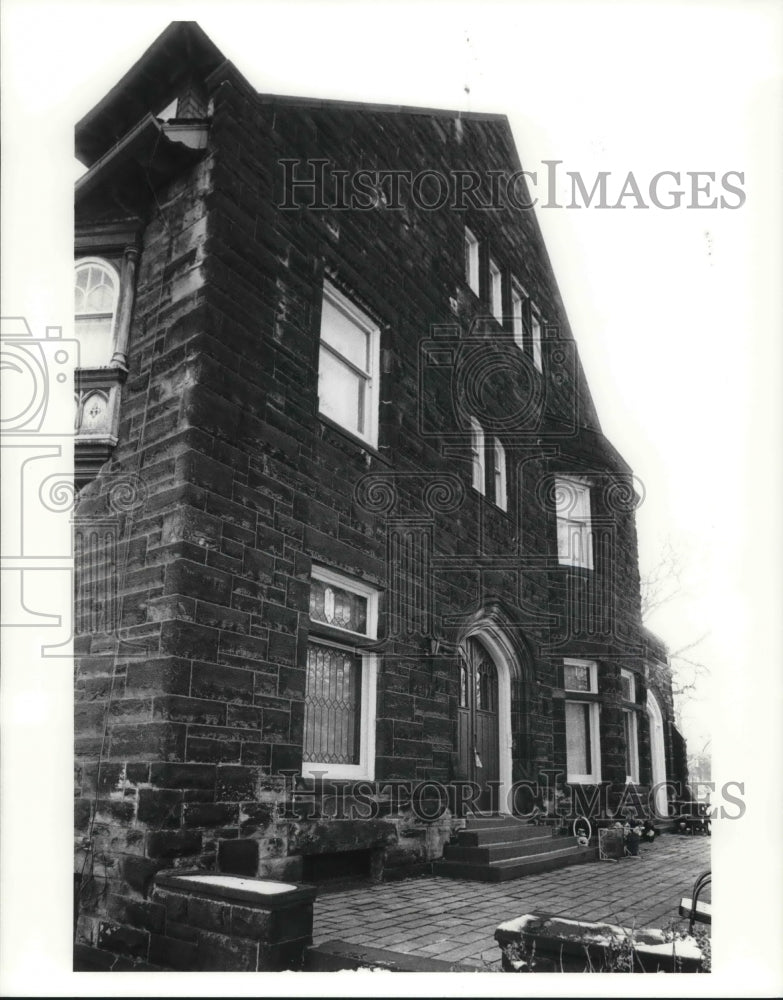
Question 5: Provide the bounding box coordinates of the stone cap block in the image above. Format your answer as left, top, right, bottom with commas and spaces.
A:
154, 868, 317, 909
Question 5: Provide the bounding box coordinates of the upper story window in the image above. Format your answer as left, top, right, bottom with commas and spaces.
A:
318, 281, 380, 448
464, 227, 480, 295
489, 258, 503, 322
511, 283, 525, 350
621, 669, 640, 783
304, 566, 379, 780
469, 417, 485, 495
564, 658, 601, 784
492, 437, 507, 511
74, 258, 119, 368
555, 476, 593, 569
531, 306, 543, 371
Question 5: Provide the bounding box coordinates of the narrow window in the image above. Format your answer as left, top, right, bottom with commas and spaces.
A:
555, 477, 593, 569
621, 669, 639, 783
464, 227, 480, 295
318, 281, 380, 447
512, 283, 525, 349
531, 306, 543, 371
469, 417, 485, 495
493, 437, 507, 511
489, 258, 503, 322
564, 658, 600, 783
74, 258, 119, 368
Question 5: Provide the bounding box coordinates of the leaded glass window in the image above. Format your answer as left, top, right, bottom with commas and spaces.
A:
303, 642, 362, 765
309, 578, 368, 634
303, 566, 378, 779
564, 661, 593, 692
476, 657, 497, 712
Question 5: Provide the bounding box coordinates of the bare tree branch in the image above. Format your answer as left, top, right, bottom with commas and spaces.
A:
640, 541, 710, 727
640, 537, 684, 619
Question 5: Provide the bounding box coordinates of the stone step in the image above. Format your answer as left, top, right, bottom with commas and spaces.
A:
433, 844, 598, 882
455, 822, 553, 847
445, 834, 568, 864
461, 812, 518, 829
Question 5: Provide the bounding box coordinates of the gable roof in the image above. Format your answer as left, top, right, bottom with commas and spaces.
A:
75, 21, 225, 167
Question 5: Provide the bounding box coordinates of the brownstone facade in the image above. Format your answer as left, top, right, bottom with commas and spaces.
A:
73, 22, 684, 969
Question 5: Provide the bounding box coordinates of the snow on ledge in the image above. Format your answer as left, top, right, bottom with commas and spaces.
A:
176, 874, 297, 894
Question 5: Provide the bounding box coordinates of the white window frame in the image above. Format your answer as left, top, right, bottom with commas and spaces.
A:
318, 280, 380, 448
74, 257, 120, 368
531, 305, 543, 372
489, 258, 503, 322
303, 565, 379, 780
621, 669, 640, 783
555, 476, 593, 570
492, 437, 507, 511
511, 282, 525, 350
465, 227, 480, 295
469, 416, 485, 495
564, 658, 601, 784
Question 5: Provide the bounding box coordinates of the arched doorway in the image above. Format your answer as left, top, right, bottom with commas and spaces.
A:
458, 637, 500, 810
647, 691, 668, 818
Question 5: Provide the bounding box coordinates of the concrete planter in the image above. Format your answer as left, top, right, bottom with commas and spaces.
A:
495, 912, 704, 973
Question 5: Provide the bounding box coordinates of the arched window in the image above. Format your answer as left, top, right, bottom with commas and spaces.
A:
74, 258, 119, 368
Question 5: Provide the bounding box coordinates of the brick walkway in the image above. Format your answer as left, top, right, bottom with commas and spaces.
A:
312, 833, 711, 970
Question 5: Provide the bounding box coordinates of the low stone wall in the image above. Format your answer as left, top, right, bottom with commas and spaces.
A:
148, 870, 317, 971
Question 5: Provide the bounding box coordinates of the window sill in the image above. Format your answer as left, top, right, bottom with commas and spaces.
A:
318, 414, 391, 466
553, 689, 602, 704
470, 488, 512, 518
301, 764, 374, 781
308, 620, 379, 648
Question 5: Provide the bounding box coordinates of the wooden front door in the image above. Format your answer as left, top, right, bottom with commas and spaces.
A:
457, 637, 500, 811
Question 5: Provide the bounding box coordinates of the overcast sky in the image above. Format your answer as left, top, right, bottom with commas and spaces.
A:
2, 1, 782, 995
